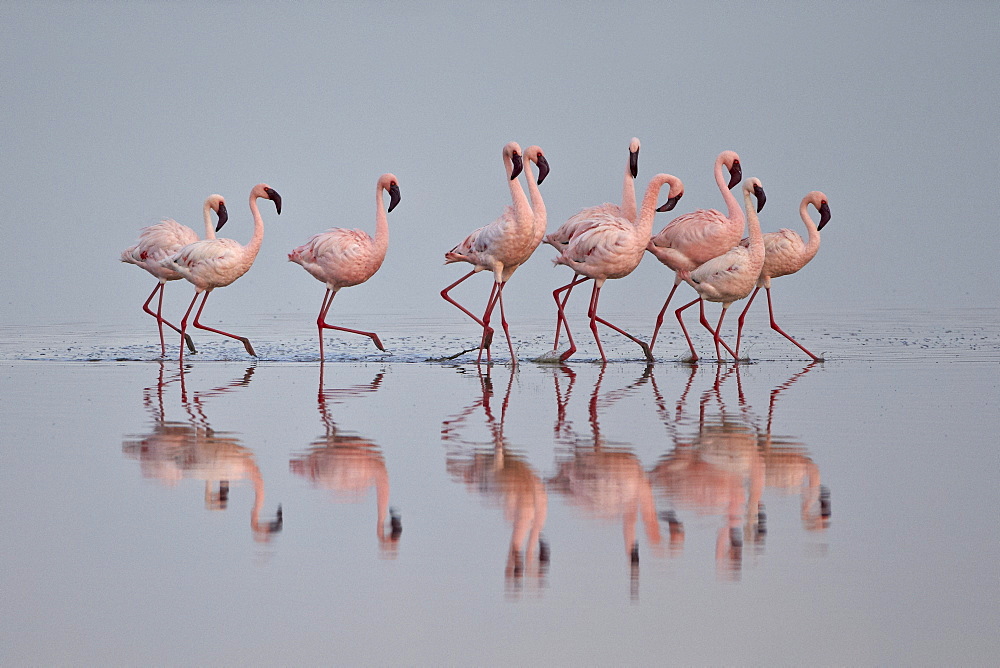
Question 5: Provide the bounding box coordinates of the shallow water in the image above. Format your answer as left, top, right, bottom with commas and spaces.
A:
2, 309, 998, 664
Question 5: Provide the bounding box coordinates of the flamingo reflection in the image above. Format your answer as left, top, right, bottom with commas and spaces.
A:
121, 362, 283, 542
649, 363, 830, 580
289, 364, 401, 555
443, 368, 549, 594
546, 365, 662, 598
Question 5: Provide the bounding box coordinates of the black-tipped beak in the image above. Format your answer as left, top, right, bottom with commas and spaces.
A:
629, 147, 639, 179
535, 154, 550, 185
270, 504, 284, 533
510, 152, 524, 180
657, 193, 683, 212
265, 187, 282, 215
388, 183, 401, 212
753, 184, 766, 212
215, 202, 229, 232
818, 201, 831, 230
727, 159, 742, 190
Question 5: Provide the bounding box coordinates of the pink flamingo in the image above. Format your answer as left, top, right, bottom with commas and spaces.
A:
647, 150, 744, 350
734, 191, 831, 360
675, 178, 766, 363
288, 174, 401, 361
551, 173, 685, 363
163, 183, 281, 362
441, 142, 548, 364
543, 138, 641, 351
121, 194, 227, 356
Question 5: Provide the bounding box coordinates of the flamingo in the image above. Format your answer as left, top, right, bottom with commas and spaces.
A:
551, 173, 684, 363
734, 191, 831, 360
288, 174, 401, 361
647, 150, 744, 350
543, 138, 641, 350
121, 195, 228, 356
441, 142, 547, 364
674, 178, 766, 363
162, 183, 281, 362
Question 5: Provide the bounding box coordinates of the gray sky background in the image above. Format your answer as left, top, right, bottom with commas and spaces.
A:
3, 1, 999, 331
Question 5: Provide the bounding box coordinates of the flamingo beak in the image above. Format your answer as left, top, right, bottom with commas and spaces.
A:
657, 193, 683, 212
215, 202, 229, 232
818, 201, 831, 230
265, 187, 282, 215
753, 184, 766, 212
727, 159, 742, 190
388, 183, 401, 212
510, 152, 524, 180
535, 154, 550, 185
629, 147, 639, 179
269, 505, 284, 533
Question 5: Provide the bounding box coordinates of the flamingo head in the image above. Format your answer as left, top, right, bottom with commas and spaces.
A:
251, 183, 282, 215
744, 177, 766, 212
525, 145, 550, 185
379, 173, 401, 212
720, 150, 742, 189
504, 141, 524, 180
629, 137, 640, 179
810, 191, 831, 230
207, 194, 229, 231
656, 174, 685, 212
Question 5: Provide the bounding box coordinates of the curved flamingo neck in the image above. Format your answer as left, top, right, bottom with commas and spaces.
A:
245, 191, 266, 263
202, 201, 217, 240
715, 154, 744, 228
373, 184, 389, 254
800, 196, 822, 258
636, 174, 673, 238
506, 152, 532, 231
523, 157, 546, 237
743, 188, 764, 260
621, 163, 637, 223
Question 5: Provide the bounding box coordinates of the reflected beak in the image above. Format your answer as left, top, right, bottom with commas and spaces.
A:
388, 183, 401, 212
657, 193, 683, 212
215, 202, 229, 232
727, 159, 742, 190
510, 152, 524, 180
629, 147, 639, 179
753, 184, 766, 212
535, 154, 550, 185
265, 187, 282, 215
818, 201, 831, 230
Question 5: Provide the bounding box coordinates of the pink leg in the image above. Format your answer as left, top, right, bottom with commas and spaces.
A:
142, 282, 195, 355
554, 276, 589, 360
587, 283, 654, 363
697, 303, 739, 362
495, 282, 517, 365
650, 277, 682, 352
552, 275, 588, 350
187, 290, 257, 358
734, 287, 761, 357
477, 282, 500, 365
765, 288, 821, 361
442, 269, 494, 349
675, 297, 702, 362
318, 288, 386, 357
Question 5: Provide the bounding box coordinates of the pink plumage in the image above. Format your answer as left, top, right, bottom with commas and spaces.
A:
289, 173, 400, 360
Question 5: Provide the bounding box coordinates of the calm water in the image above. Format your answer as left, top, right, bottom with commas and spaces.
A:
2, 309, 998, 664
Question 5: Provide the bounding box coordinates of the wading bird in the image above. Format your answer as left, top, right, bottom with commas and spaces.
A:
289, 174, 401, 360
121, 195, 227, 356
163, 183, 281, 362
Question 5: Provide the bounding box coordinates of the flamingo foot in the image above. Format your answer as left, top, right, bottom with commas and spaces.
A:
531, 350, 564, 364
183, 334, 197, 354
240, 338, 257, 357
638, 341, 654, 363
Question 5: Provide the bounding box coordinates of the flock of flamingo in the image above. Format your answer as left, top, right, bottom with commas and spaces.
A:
122, 140, 831, 364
